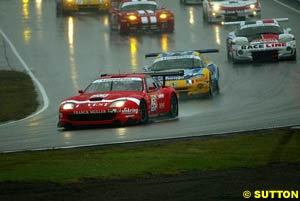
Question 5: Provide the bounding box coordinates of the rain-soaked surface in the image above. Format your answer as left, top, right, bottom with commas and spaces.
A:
0, 0, 300, 152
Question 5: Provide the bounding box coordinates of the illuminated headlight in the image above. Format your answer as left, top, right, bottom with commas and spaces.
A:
110, 100, 126, 107
66, 0, 75, 3
128, 15, 137, 21
62, 103, 75, 110
212, 5, 220, 12
159, 13, 168, 19
249, 4, 255, 9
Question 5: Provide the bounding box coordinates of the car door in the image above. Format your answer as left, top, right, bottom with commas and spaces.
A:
145, 76, 166, 115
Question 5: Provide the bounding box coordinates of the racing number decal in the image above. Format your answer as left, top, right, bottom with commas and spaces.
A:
150, 95, 158, 112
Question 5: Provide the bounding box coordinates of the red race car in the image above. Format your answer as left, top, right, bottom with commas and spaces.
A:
58, 71, 182, 129
109, 0, 174, 34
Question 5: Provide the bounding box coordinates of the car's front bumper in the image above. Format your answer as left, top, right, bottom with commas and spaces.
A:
165, 79, 210, 97
120, 19, 174, 33
58, 110, 140, 127
208, 9, 261, 22
232, 41, 296, 62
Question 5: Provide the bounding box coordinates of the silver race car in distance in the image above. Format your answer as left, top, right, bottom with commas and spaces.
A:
202, 0, 261, 23
225, 18, 297, 63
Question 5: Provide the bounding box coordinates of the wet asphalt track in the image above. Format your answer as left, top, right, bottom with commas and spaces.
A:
0, 0, 299, 152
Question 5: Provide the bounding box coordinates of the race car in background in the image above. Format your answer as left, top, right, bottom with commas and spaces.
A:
144, 49, 220, 98
56, 0, 112, 15
58, 71, 183, 129
202, 0, 261, 23
109, 0, 174, 34
180, 0, 202, 5
225, 18, 297, 63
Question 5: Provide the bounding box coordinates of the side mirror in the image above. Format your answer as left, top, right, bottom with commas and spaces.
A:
148, 86, 156, 91
109, 7, 118, 13
285, 28, 292, 33
78, 90, 84, 94
143, 66, 150, 71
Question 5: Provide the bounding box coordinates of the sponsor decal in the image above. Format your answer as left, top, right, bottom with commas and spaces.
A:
159, 103, 165, 109
241, 43, 286, 50
94, 77, 142, 83
252, 39, 278, 43
74, 110, 106, 114
150, 95, 158, 111
90, 94, 108, 99
121, 108, 138, 114
158, 94, 165, 99
74, 108, 138, 114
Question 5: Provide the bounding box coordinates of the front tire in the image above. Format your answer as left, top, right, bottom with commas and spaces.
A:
139, 100, 148, 124
290, 49, 297, 61
169, 93, 178, 118
207, 79, 214, 98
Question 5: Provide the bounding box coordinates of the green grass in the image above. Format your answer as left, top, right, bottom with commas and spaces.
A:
0, 129, 299, 183
0, 70, 38, 122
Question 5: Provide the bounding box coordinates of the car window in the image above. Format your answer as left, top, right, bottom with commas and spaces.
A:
120, 3, 157, 11
84, 78, 143, 93
146, 76, 160, 92
236, 25, 283, 37
194, 59, 204, 68
151, 58, 194, 71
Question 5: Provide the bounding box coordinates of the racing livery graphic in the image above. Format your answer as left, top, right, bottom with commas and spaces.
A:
109, 0, 174, 34
144, 49, 220, 98
225, 18, 297, 63
58, 72, 183, 129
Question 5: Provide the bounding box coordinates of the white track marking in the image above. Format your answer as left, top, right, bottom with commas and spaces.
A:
273, 0, 300, 14
0, 29, 49, 126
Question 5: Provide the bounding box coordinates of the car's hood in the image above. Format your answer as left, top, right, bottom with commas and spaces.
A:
210, 0, 257, 8
122, 9, 157, 16
249, 33, 279, 44
62, 91, 143, 105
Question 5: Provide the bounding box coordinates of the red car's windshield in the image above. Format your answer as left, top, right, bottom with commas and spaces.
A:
84, 78, 143, 93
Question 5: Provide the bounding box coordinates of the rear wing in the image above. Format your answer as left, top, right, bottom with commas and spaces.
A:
101, 70, 184, 86
145, 70, 184, 86
222, 18, 289, 26
145, 49, 219, 58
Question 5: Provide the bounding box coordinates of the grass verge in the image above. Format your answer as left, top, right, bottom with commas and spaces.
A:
0, 70, 38, 122
0, 128, 299, 183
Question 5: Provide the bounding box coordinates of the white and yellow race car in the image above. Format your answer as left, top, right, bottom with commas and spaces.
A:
144, 49, 220, 98
56, 0, 112, 15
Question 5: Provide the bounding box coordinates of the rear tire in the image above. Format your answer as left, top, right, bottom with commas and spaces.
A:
169, 93, 178, 118
139, 100, 148, 124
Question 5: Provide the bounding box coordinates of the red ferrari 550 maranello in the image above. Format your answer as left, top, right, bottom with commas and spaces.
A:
58, 71, 182, 129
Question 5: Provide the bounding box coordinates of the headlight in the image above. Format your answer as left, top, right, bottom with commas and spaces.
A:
212, 5, 220, 12
249, 4, 255, 9
159, 13, 168, 19
66, 0, 75, 3
62, 103, 75, 110
110, 100, 126, 107
233, 38, 249, 46
279, 36, 293, 43
127, 15, 137, 21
